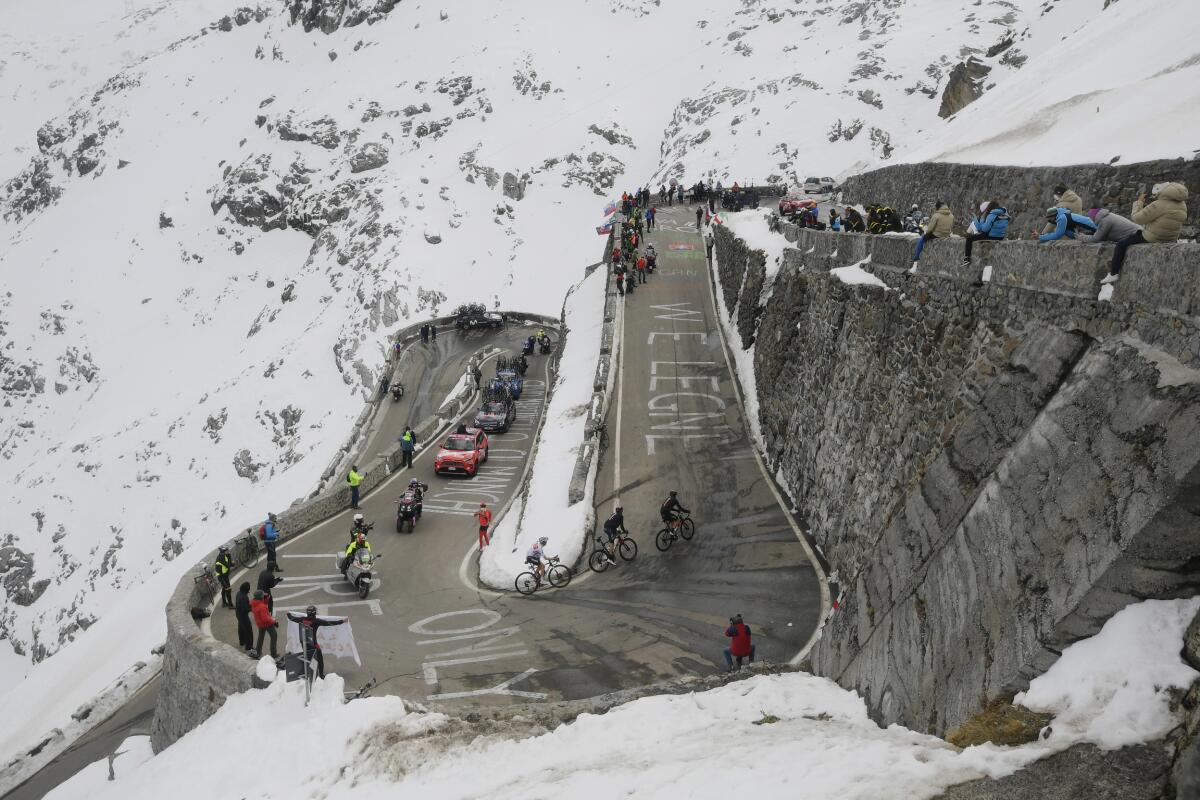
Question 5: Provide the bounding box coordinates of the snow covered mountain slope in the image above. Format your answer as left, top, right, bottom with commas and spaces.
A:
0, 0, 1195, 766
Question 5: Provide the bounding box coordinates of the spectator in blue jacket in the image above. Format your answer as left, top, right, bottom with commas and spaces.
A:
263, 512, 281, 571
962, 201, 1009, 265
1037, 207, 1097, 242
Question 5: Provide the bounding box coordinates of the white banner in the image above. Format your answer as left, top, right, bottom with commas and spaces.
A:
285, 616, 362, 667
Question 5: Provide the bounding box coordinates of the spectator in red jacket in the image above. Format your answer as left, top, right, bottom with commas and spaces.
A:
636, 254, 647, 284
250, 590, 278, 659
724, 614, 755, 671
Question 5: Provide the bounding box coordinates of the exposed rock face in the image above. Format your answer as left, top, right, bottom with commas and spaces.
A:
349, 141, 388, 173
841, 158, 1200, 241
713, 219, 1200, 737
935, 743, 1171, 799
0, 546, 51, 607
938, 57, 992, 118
502, 171, 526, 201
285, 0, 398, 33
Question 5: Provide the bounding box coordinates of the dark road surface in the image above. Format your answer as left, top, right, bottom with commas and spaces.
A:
10, 208, 824, 796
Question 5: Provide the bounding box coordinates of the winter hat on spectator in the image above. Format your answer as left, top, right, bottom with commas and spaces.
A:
1088, 208, 1101, 222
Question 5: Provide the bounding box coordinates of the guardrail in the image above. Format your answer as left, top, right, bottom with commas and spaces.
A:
150, 310, 560, 753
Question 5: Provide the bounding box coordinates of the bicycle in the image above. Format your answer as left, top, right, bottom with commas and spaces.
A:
194, 565, 218, 599
655, 512, 696, 552
234, 528, 261, 568
588, 529, 637, 573
515, 556, 571, 595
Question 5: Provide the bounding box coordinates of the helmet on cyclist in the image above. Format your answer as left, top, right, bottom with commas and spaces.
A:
306, 605, 317, 618
538, 536, 549, 545
615, 506, 624, 513
669, 490, 678, 497
354, 513, 364, 523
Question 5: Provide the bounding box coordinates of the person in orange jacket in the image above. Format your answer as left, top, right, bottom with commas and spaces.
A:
475, 502, 493, 548
636, 254, 647, 284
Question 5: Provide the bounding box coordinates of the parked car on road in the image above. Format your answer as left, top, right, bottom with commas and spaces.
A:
720, 187, 760, 211
820, 177, 836, 193
802, 176, 822, 194
434, 428, 489, 476
473, 399, 516, 433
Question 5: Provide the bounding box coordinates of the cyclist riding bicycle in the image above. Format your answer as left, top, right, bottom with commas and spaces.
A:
526, 536, 551, 581
601, 507, 625, 564
660, 491, 690, 529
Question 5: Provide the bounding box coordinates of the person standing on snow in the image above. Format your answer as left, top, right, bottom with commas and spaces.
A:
234, 581, 254, 654
723, 614, 755, 672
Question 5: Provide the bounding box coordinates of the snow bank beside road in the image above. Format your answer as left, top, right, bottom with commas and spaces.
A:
63, 598, 1200, 800
722, 208, 788, 281
479, 266, 607, 589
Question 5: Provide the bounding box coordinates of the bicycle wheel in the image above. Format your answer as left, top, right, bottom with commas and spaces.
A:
515, 572, 538, 595
655, 529, 674, 552
680, 519, 695, 541
588, 550, 610, 573
618, 538, 638, 561
547, 564, 571, 588
236, 540, 256, 568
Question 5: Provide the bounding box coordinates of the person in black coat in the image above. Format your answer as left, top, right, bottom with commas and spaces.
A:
234, 582, 254, 653
256, 564, 282, 612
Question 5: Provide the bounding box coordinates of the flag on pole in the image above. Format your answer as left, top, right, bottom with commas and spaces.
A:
596, 221, 613, 235
286, 615, 362, 666
603, 201, 617, 217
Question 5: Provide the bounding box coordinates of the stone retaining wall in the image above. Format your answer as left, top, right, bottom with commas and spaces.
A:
840, 158, 1200, 241
151, 311, 559, 753
712, 217, 1200, 736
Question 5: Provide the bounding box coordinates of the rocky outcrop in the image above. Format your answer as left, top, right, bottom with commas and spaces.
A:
841, 158, 1200, 242
938, 57, 992, 118
285, 0, 398, 33
712, 219, 1200, 739
349, 142, 388, 173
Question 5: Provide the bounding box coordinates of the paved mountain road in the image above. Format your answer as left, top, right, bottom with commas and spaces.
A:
10, 206, 824, 797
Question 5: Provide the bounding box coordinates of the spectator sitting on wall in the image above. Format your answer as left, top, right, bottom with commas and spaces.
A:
842, 206, 865, 233
1041, 184, 1084, 234
828, 208, 842, 232
1081, 208, 1141, 244
961, 201, 1010, 266
1037, 207, 1098, 242
1101, 183, 1189, 285
911, 201, 954, 269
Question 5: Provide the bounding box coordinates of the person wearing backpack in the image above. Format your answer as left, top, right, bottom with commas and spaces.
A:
262, 512, 281, 571
1037, 207, 1097, 242
962, 201, 1009, 266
